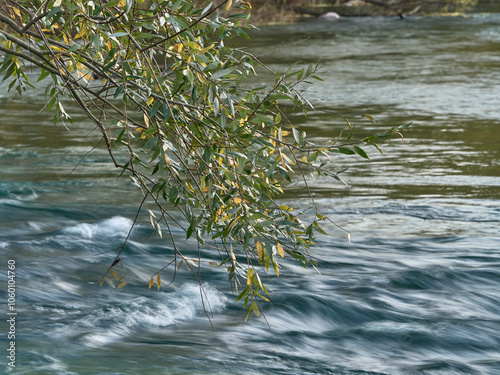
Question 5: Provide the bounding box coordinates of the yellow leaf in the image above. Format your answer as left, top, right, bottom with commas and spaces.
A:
11, 7, 21, 17
148, 277, 154, 289
99, 280, 104, 287
277, 243, 284, 258
233, 197, 242, 204
118, 282, 127, 288
118, 0, 126, 7
146, 97, 154, 106
199, 44, 214, 54
281, 130, 290, 136
110, 269, 119, 281
228, 216, 239, 231
157, 274, 161, 290
144, 114, 149, 128
364, 114, 376, 123
256, 241, 263, 261
177, 260, 183, 270
225, 0, 233, 11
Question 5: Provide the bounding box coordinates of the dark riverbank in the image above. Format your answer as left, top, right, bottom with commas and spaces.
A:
250, 0, 499, 25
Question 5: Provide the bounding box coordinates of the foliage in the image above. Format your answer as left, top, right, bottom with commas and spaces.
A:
0, 0, 409, 320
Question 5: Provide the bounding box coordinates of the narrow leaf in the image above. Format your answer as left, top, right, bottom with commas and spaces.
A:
277, 243, 284, 258
256, 241, 264, 261
364, 114, 376, 122
157, 273, 161, 290
354, 146, 369, 159
110, 269, 119, 281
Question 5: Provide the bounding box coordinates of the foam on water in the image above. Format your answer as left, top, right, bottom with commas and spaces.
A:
7, 351, 78, 375
80, 283, 227, 348
62, 216, 133, 239
0, 198, 25, 206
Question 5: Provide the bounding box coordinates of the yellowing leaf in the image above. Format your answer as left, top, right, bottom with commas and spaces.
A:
233, 197, 242, 204
177, 260, 183, 270
225, 0, 233, 11
364, 114, 376, 123
148, 277, 154, 289
118, 281, 127, 288
99, 280, 104, 287
256, 241, 263, 261
146, 97, 154, 106
277, 243, 284, 258
199, 43, 215, 54
157, 274, 161, 290
11, 7, 21, 17
144, 114, 150, 128
110, 269, 119, 281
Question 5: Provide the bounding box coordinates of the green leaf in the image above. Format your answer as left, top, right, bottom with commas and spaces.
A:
149, 100, 162, 118
126, 0, 134, 13
65, 44, 81, 53
337, 147, 355, 155
110, 32, 129, 37
211, 68, 233, 80
37, 68, 51, 82
46, 7, 61, 20
354, 146, 369, 159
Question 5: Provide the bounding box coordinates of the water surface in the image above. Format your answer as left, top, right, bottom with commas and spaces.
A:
1, 12, 500, 375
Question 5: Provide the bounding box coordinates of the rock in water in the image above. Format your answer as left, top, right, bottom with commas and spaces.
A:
319, 12, 340, 19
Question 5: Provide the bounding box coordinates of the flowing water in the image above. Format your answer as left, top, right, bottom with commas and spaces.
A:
1, 12, 500, 375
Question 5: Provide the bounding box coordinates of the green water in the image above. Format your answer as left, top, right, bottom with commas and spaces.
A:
1, 12, 500, 375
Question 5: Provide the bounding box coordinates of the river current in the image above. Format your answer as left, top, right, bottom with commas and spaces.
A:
1, 12, 500, 375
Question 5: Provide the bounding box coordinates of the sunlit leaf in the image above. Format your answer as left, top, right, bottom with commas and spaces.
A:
256, 241, 263, 261
277, 243, 284, 258
364, 114, 376, 122
110, 269, 119, 281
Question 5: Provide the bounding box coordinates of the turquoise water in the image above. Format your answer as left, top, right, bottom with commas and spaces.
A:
1, 13, 500, 375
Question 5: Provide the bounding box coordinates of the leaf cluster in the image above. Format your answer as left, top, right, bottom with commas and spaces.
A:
0, 0, 410, 320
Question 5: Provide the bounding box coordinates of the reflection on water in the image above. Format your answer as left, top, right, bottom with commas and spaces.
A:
1, 12, 500, 375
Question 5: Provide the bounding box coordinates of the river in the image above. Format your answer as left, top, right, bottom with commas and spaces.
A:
1, 12, 499, 375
